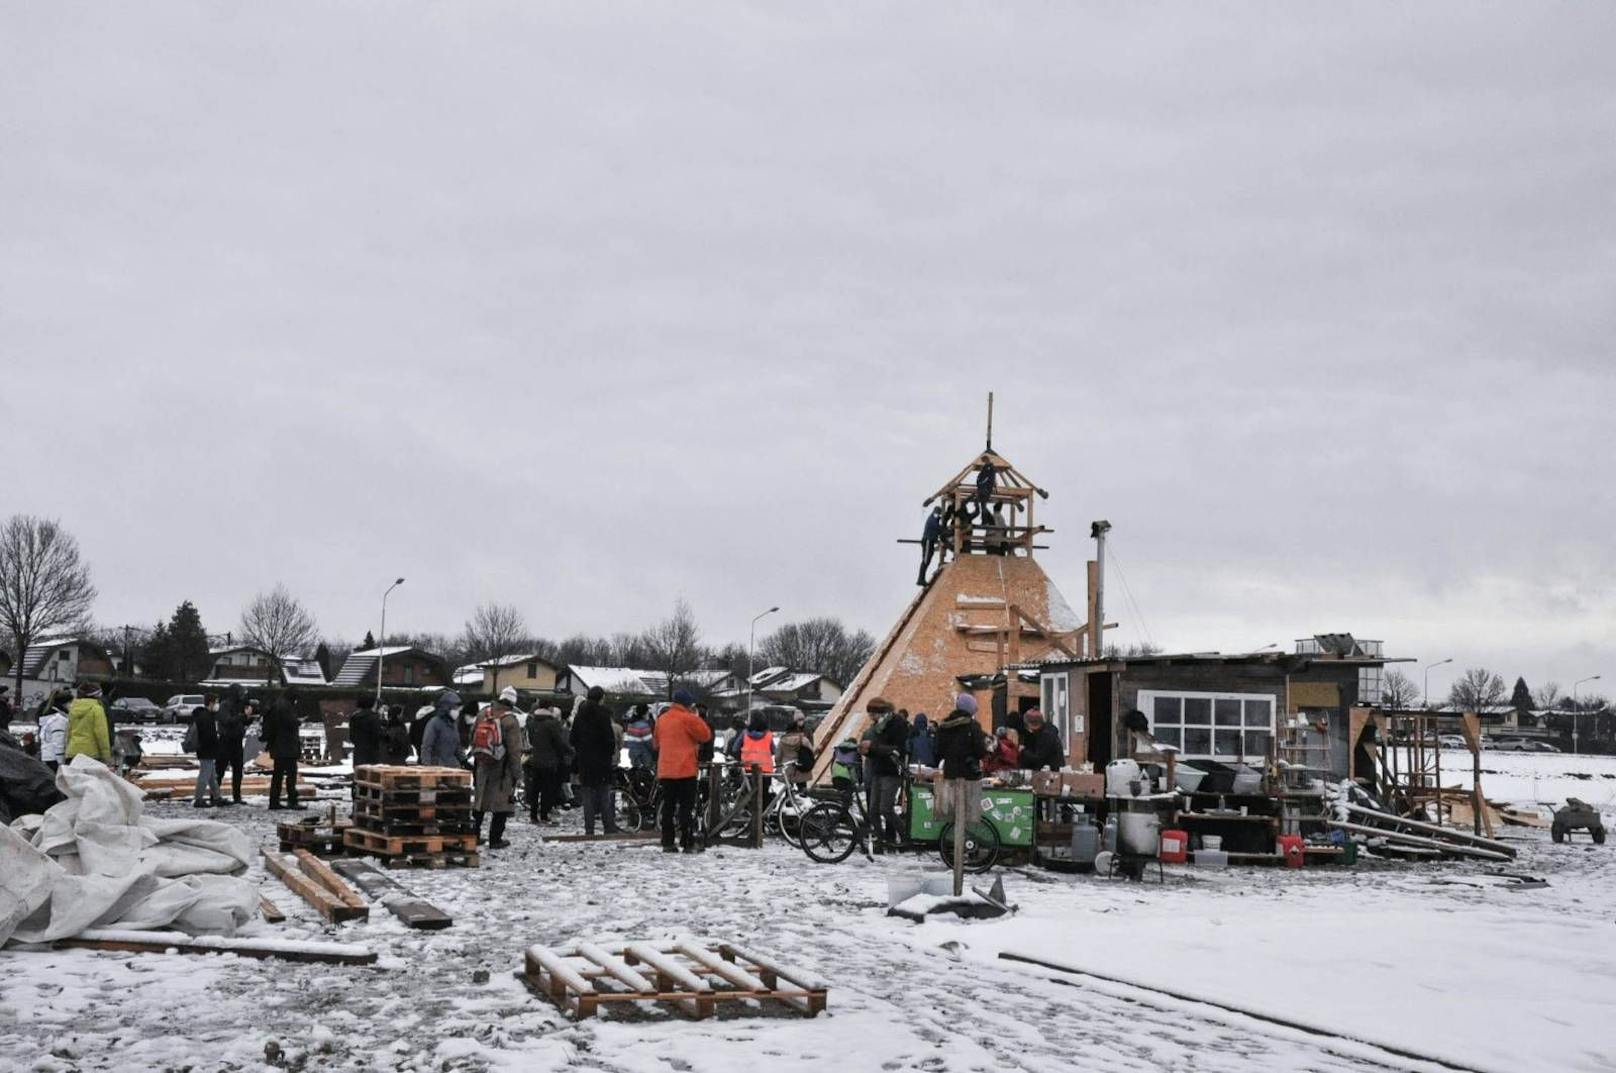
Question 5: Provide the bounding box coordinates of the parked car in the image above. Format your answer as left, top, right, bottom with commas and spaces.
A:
1437, 734, 1468, 750
109, 697, 163, 725
162, 694, 206, 724
1521, 740, 1562, 753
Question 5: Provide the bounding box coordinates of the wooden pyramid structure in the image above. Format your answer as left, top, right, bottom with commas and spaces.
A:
808, 440, 1094, 781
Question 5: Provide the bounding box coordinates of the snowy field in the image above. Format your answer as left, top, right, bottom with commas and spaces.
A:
1443, 750, 1616, 817
4, 775, 1614, 1073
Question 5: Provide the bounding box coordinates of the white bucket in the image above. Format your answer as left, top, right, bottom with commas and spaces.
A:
1201, 835, 1223, 851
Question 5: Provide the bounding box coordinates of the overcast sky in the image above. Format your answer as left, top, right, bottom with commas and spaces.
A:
4, 3, 1612, 695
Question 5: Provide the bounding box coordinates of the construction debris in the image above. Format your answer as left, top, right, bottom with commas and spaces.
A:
523, 939, 827, 1020
346, 765, 478, 868
277, 808, 353, 855
261, 849, 368, 924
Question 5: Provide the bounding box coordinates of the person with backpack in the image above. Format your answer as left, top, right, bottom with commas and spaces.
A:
523, 705, 571, 824
569, 686, 619, 837
381, 704, 413, 765
470, 687, 526, 849
421, 692, 463, 768
775, 712, 815, 787
624, 704, 655, 770
863, 698, 909, 851
830, 736, 862, 789
191, 695, 225, 808
652, 688, 712, 853
935, 693, 990, 826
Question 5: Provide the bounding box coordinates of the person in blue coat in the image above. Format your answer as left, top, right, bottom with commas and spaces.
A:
421, 692, 464, 768
908, 712, 938, 768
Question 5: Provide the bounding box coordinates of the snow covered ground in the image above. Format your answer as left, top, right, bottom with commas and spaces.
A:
4, 777, 1614, 1073
1443, 750, 1616, 819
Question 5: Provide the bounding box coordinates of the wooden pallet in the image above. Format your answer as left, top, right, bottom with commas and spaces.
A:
381, 851, 480, 870
352, 806, 471, 836
351, 798, 472, 819
277, 815, 354, 857
353, 784, 472, 806
523, 939, 827, 1021
344, 827, 477, 856
354, 765, 472, 792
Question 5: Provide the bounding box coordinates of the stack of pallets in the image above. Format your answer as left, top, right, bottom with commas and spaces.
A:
277, 808, 353, 856
346, 765, 479, 869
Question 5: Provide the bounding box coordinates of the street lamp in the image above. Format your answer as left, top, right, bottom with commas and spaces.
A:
745, 606, 780, 717
376, 578, 405, 706
1424, 657, 1453, 711
1572, 675, 1601, 755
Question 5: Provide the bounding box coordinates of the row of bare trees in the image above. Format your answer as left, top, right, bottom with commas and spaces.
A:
1378, 666, 1609, 714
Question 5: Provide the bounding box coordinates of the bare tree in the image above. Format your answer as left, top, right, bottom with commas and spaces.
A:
461, 603, 530, 694
0, 516, 96, 698
758, 617, 877, 687
1533, 681, 1563, 710
642, 599, 702, 698
1382, 668, 1421, 710
239, 584, 319, 684
1448, 667, 1506, 712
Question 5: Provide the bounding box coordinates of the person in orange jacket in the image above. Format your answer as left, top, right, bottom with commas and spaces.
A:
653, 689, 713, 854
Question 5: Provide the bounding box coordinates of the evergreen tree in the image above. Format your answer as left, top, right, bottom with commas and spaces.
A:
360, 630, 376, 651
143, 621, 173, 681
314, 641, 332, 680
1510, 676, 1533, 716
165, 600, 211, 683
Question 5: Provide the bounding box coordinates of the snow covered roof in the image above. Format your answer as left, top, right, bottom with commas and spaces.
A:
682, 669, 732, 688
760, 672, 825, 693
453, 665, 486, 686
565, 665, 659, 696
20, 637, 99, 676
332, 647, 441, 687
749, 666, 789, 687
478, 653, 551, 669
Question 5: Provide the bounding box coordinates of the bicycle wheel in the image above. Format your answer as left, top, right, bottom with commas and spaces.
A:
799, 802, 859, 864
937, 818, 1001, 874
613, 795, 642, 834
773, 800, 807, 848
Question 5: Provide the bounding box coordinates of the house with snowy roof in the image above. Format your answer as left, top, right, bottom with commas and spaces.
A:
707, 667, 844, 714
478, 653, 562, 695
19, 637, 115, 685
554, 665, 734, 707
331, 646, 449, 690
203, 645, 328, 688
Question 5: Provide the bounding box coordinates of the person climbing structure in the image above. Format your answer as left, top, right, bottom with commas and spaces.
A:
917, 505, 943, 585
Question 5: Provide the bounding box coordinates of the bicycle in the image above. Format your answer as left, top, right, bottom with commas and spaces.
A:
797, 784, 875, 864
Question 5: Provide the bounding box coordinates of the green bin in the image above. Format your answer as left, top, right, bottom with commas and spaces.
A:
909, 785, 1034, 848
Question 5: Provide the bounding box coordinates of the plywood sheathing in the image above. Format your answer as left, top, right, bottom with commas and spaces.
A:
810, 552, 1083, 781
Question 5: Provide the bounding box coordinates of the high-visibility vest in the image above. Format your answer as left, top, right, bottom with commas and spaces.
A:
740, 730, 775, 773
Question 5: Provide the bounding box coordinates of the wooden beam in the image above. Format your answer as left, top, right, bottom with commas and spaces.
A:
293, 850, 369, 914
261, 850, 366, 924
258, 895, 285, 924
57, 929, 376, 966
330, 859, 453, 930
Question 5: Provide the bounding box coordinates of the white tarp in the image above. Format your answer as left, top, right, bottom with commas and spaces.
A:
0, 756, 260, 945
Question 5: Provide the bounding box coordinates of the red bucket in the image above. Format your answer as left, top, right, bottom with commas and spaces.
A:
1277, 834, 1305, 868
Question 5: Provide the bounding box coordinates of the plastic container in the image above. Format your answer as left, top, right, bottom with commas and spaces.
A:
1277, 834, 1305, 869
1106, 759, 1143, 796
1174, 764, 1207, 793
1195, 849, 1229, 868
1201, 834, 1223, 852
1159, 829, 1189, 864
1102, 815, 1119, 852
1071, 824, 1101, 866
1230, 765, 1263, 795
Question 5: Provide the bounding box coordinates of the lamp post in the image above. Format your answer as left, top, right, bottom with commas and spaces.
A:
1572, 675, 1601, 755
1424, 657, 1453, 711
376, 578, 405, 706
745, 606, 780, 718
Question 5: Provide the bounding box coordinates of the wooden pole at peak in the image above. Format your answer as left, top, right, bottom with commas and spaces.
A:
986, 391, 994, 451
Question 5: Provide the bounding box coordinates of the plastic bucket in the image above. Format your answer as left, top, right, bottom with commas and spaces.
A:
1159, 829, 1189, 864
1201, 834, 1223, 852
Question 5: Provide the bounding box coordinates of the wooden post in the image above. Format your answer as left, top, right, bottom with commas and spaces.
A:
951, 781, 966, 897
751, 768, 764, 848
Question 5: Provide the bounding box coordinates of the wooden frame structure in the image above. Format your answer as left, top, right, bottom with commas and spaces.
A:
523, 939, 827, 1021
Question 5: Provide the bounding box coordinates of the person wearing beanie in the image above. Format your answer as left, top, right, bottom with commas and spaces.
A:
1018, 707, 1064, 772
653, 689, 712, 853
569, 684, 620, 836
64, 682, 112, 767
935, 692, 989, 826
523, 705, 572, 824
471, 689, 525, 849
37, 692, 69, 772
863, 698, 910, 852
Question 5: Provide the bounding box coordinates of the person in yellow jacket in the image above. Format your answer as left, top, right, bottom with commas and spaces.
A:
65, 681, 112, 766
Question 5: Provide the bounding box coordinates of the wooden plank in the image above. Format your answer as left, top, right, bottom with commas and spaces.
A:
293, 850, 369, 913
576, 942, 658, 993
344, 828, 478, 855
57, 929, 376, 966
258, 895, 286, 924
261, 850, 366, 923
717, 942, 829, 993
330, 859, 453, 930
1326, 820, 1513, 862
1338, 802, 1515, 857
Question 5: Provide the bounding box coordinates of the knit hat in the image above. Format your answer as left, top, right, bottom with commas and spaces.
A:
954, 692, 977, 715
672, 688, 695, 707
499, 686, 519, 706
867, 696, 894, 714
78, 682, 101, 698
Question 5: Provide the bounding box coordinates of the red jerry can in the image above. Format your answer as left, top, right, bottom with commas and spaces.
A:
1159, 829, 1189, 864
1277, 834, 1305, 868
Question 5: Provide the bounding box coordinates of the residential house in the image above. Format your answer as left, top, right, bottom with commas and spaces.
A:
331, 646, 449, 690
19, 638, 116, 685
710, 667, 844, 714
478, 653, 562, 695
203, 645, 329, 688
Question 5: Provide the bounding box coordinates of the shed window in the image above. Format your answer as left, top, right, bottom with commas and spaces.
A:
1140, 690, 1275, 763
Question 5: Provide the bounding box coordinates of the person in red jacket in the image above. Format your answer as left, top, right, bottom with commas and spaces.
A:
653, 689, 713, 854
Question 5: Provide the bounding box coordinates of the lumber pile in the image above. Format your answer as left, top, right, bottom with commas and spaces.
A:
262, 849, 369, 923
56, 929, 376, 966
346, 765, 478, 869
1328, 801, 1517, 862
523, 939, 827, 1021
277, 810, 353, 856
134, 775, 316, 801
